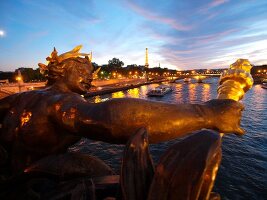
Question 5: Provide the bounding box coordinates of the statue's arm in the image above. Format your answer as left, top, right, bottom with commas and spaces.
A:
50, 96, 243, 144
82, 98, 215, 143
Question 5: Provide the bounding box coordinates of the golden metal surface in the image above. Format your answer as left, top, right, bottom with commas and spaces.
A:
20, 110, 32, 127
38, 45, 91, 75
62, 107, 77, 128
47, 45, 90, 64
217, 59, 254, 101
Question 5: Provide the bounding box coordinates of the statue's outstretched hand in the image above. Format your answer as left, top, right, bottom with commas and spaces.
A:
206, 99, 245, 135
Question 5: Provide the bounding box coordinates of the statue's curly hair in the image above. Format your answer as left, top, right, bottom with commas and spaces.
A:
38, 46, 92, 86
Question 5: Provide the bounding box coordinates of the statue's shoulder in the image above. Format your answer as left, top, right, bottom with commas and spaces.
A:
0, 92, 23, 108
46, 91, 87, 107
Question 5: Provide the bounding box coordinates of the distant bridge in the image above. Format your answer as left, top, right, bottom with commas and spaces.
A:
170, 74, 220, 83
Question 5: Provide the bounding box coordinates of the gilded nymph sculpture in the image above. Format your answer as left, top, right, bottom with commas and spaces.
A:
0, 46, 246, 199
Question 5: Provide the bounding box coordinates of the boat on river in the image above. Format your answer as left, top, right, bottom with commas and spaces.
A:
147, 84, 172, 97
261, 83, 267, 89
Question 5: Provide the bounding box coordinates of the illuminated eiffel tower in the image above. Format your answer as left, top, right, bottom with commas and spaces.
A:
89, 51, 92, 61
145, 48, 149, 81
145, 48, 149, 68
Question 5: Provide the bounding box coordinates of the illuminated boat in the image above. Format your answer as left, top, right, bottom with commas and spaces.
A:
147, 85, 172, 97
261, 83, 267, 89
184, 78, 191, 82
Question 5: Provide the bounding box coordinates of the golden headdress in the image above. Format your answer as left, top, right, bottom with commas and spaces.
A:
38, 45, 90, 74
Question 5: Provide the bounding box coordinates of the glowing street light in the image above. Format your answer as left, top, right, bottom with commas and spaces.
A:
16, 76, 22, 81
16, 70, 23, 92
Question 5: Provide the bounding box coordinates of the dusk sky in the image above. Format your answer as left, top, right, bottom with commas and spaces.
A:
0, 0, 267, 71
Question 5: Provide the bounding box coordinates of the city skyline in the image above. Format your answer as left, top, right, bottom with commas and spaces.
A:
1, 0, 267, 71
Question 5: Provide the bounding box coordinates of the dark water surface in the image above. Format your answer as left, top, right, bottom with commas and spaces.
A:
70, 78, 267, 200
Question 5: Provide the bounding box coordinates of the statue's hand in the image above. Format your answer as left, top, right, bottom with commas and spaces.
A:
205, 99, 245, 135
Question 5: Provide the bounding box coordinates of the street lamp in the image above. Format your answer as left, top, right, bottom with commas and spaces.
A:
16, 71, 24, 92
16, 76, 22, 82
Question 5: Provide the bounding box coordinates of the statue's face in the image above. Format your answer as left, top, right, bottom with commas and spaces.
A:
63, 58, 94, 94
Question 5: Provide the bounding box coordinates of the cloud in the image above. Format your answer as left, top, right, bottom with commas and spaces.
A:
156, 25, 267, 69
57, 0, 100, 23
208, 0, 229, 8
199, 0, 229, 13
21, 0, 101, 26
125, 0, 192, 31
188, 29, 238, 47
139, 25, 182, 44
1, 0, 267, 71
159, 28, 239, 55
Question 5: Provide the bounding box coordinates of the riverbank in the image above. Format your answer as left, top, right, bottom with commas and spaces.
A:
0, 78, 167, 99
85, 79, 166, 97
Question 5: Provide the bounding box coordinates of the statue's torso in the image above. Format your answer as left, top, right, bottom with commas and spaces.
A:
0, 89, 81, 171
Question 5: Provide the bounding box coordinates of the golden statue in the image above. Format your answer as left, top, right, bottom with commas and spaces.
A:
0, 46, 251, 199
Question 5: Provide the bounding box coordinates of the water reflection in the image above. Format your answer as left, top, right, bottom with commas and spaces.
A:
93, 95, 102, 103
127, 88, 140, 98
173, 84, 183, 102
89, 83, 213, 104
201, 84, 211, 102
139, 85, 149, 97
246, 84, 266, 111
91, 95, 110, 103
112, 91, 125, 98
188, 83, 196, 102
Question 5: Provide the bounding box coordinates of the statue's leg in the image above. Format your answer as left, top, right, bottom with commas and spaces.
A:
120, 127, 155, 200
24, 152, 115, 179
43, 177, 96, 200
25, 152, 118, 199
2, 152, 117, 199
147, 129, 222, 200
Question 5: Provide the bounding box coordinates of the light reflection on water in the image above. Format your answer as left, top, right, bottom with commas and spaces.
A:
201, 84, 211, 102
127, 88, 140, 98
94, 95, 102, 103
78, 78, 266, 199
188, 83, 196, 102
112, 91, 125, 98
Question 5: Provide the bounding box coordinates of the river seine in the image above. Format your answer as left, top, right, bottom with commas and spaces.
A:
70, 78, 266, 199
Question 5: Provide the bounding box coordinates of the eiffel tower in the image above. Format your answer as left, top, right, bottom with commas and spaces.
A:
89, 51, 92, 61
145, 48, 149, 68
145, 48, 149, 81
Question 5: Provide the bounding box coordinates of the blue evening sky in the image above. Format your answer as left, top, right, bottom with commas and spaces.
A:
0, 0, 267, 71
